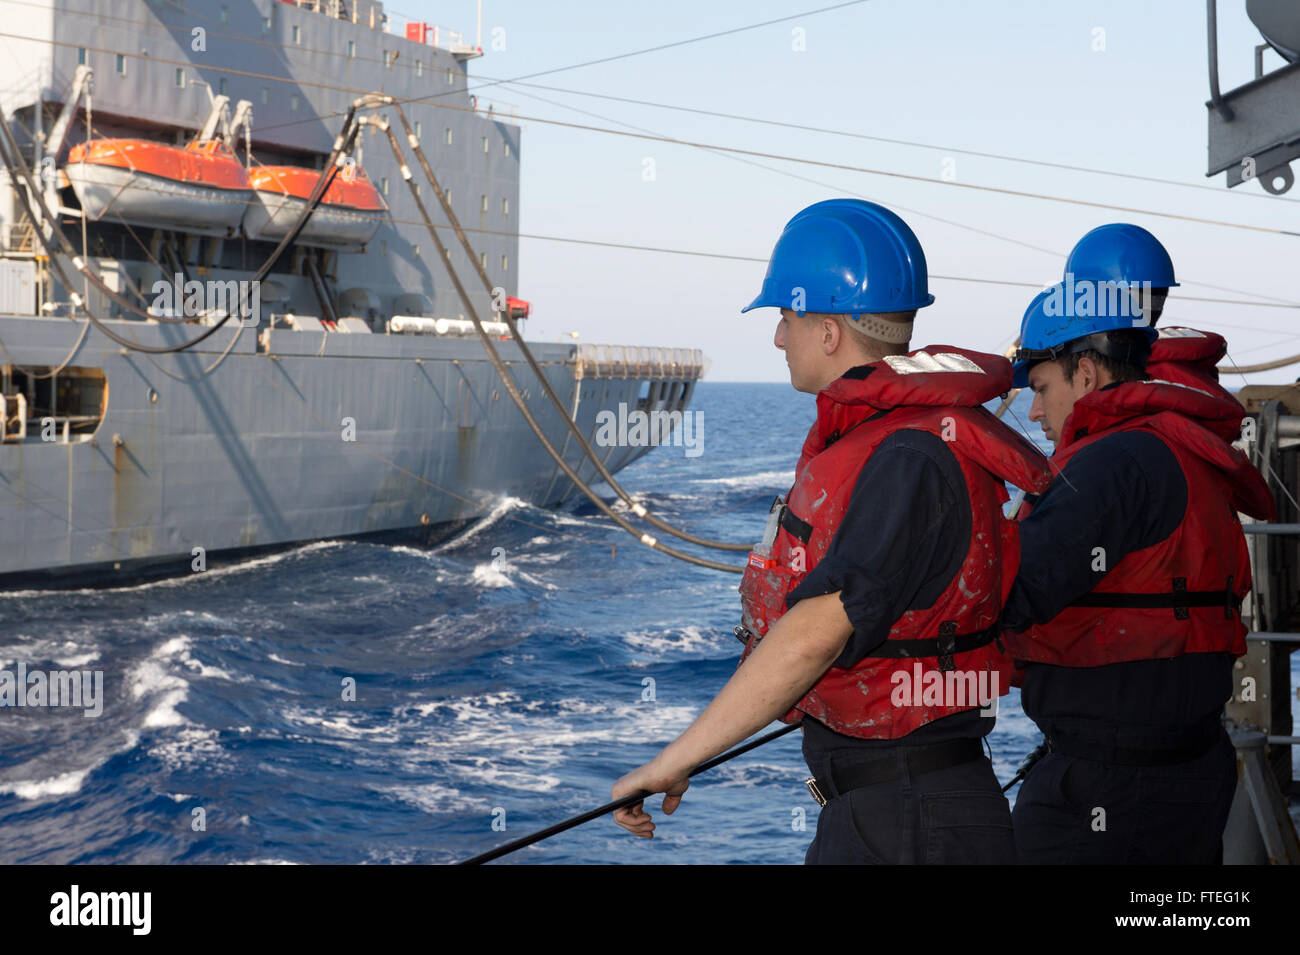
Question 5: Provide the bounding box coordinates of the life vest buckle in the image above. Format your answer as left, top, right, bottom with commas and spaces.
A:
804, 777, 828, 807
1172, 577, 1190, 620
937, 621, 958, 672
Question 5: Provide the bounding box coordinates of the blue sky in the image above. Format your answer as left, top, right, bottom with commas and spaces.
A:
400, 0, 1299, 383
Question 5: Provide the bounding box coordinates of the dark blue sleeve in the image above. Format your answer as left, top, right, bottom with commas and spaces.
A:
786, 429, 969, 670
1001, 430, 1186, 632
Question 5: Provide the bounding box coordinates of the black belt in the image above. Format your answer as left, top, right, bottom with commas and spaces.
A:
1046, 723, 1222, 767
805, 737, 986, 807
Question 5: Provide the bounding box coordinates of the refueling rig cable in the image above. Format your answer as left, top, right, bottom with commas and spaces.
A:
370, 111, 745, 574
384, 100, 750, 554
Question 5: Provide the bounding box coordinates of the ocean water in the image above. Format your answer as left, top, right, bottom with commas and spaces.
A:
0, 383, 1293, 864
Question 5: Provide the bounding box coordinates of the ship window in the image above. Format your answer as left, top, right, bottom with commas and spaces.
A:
263, 16, 271, 33
443, 127, 452, 145
175, 68, 185, 88
501, 197, 508, 216
479, 252, 487, 269
290, 94, 299, 111
380, 177, 388, 195
504, 141, 511, 158
380, 240, 387, 256
480, 194, 487, 213
261, 87, 269, 105
442, 187, 448, 202
219, 77, 227, 96
501, 254, 508, 271
348, 40, 356, 58
446, 69, 454, 85
1, 365, 106, 444
219, 4, 228, 23
115, 53, 125, 75
413, 244, 420, 258
292, 25, 300, 44
77, 47, 86, 65
482, 136, 489, 154
416, 61, 423, 77
414, 121, 422, 138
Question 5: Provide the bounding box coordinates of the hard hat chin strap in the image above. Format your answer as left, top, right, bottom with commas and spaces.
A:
1065, 330, 1151, 367
847, 312, 914, 345
1014, 330, 1151, 370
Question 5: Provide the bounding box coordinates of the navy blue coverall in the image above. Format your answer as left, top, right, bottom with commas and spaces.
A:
1001, 428, 1237, 864
786, 428, 1015, 865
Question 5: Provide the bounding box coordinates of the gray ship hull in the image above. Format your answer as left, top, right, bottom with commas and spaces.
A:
0, 315, 698, 587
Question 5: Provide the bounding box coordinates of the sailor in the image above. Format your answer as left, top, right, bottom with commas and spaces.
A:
611, 199, 1052, 863
1002, 281, 1275, 864
1065, 223, 1238, 404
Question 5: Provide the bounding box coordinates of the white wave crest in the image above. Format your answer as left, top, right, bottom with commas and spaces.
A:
692, 469, 793, 491
0, 768, 91, 800
471, 563, 514, 588
623, 624, 721, 657
129, 636, 192, 728
0, 730, 140, 801
371, 782, 491, 815
430, 496, 531, 554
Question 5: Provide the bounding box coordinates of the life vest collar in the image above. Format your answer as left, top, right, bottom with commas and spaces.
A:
1150, 326, 1227, 368
1058, 379, 1273, 521
1060, 378, 1243, 448
820, 345, 1012, 411
808, 345, 1014, 456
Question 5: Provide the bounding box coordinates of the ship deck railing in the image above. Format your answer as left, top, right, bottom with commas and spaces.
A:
1242, 522, 1300, 749
572, 344, 710, 381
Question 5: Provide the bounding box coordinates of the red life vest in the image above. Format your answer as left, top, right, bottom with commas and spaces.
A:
737, 346, 1052, 740
1002, 379, 1274, 668
1147, 326, 1238, 406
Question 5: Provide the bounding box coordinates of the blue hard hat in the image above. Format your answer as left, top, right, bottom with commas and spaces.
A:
1064, 223, 1179, 289
741, 199, 935, 315
1011, 280, 1159, 388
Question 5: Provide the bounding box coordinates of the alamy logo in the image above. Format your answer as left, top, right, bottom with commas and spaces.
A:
0, 663, 103, 717
594, 402, 703, 457
890, 663, 999, 716
49, 885, 151, 935
1044, 273, 1153, 323
150, 272, 260, 326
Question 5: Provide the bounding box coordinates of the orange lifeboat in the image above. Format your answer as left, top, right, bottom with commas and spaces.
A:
64, 139, 251, 235
241, 164, 387, 249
